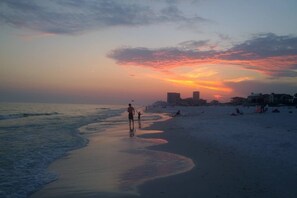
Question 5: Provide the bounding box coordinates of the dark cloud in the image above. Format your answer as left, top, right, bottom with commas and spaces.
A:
108, 47, 216, 68
0, 0, 208, 34
178, 40, 210, 50
222, 33, 297, 60
108, 33, 297, 77
226, 80, 297, 97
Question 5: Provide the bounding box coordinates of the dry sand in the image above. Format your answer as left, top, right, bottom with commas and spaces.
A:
139, 106, 297, 198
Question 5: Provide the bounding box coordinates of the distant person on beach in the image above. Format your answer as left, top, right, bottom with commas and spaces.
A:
137, 111, 141, 120
128, 103, 135, 131
173, 110, 181, 117
231, 108, 243, 116
260, 104, 266, 113
137, 111, 142, 129
256, 104, 268, 113
236, 108, 243, 115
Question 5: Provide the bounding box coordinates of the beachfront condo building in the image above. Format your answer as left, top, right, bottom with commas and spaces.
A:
193, 91, 200, 105
193, 91, 200, 101
167, 92, 181, 105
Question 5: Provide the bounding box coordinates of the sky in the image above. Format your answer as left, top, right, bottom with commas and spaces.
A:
1, 0, 297, 104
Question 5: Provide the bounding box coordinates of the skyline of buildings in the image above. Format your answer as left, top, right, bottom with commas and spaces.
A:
166, 91, 297, 106
167, 91, 206, 106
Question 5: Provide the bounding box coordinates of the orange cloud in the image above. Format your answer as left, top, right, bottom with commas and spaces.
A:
220, 55, 297, 76
224, 77, 253, 83
164, 78, 232, 93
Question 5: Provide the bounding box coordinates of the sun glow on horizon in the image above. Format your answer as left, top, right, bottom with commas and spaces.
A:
165, 78, 233, 92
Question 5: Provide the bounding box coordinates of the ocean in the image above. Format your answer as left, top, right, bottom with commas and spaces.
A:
0, 103, 126, 198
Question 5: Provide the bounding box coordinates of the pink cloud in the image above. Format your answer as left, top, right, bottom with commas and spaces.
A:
108, 33, 297, 78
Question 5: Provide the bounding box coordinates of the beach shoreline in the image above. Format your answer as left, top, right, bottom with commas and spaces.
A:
30, 110, 195, 198
30, 105, 297, 198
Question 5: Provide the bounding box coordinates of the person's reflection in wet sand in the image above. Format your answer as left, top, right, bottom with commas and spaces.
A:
138, 119, 142, 129
129, 127, 135, 137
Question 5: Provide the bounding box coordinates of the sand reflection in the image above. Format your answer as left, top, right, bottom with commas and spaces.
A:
120, 148, 194, 192
119, 129, 195, 193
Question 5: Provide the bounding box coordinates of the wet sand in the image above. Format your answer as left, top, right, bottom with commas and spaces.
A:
30, 112, 194, 198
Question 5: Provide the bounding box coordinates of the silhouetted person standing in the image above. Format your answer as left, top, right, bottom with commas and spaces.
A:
137, 111, 142, 129
127, 103, 135, 134
137, 111, 141, 120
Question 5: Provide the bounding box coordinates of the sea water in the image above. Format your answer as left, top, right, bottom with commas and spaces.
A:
0, 103, 125, 198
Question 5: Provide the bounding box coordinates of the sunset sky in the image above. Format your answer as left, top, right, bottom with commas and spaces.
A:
1, 0, 297, 104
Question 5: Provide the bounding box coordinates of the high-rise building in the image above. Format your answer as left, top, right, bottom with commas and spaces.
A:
167, 92, 181, 105
193, 91, 200, 101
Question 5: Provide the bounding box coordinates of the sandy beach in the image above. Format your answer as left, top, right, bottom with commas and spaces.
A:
31, 105, 297, 198
139, 106, 297, 198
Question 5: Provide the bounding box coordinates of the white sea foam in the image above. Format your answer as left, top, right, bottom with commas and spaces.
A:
0, 103, 125, 198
